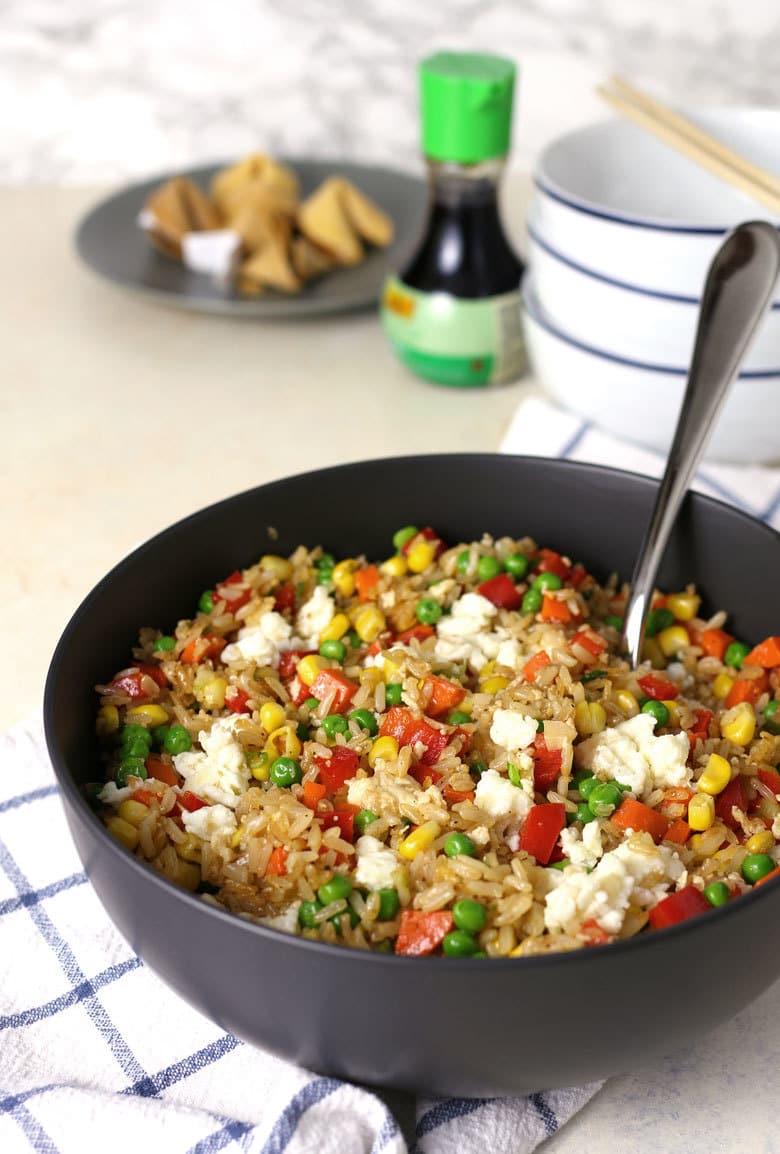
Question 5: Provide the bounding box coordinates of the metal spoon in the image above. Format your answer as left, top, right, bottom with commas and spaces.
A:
622, 220, 780, 667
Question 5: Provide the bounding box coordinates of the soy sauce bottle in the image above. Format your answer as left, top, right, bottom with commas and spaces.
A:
381, 52, 526, 387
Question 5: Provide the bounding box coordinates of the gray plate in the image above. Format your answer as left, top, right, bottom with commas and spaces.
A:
75, 160, 428, 317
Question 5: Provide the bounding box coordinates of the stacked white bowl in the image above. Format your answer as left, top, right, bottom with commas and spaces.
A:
523, 109, 780, 463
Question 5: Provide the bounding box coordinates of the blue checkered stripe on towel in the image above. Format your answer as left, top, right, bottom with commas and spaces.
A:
0, 719, 598, 1154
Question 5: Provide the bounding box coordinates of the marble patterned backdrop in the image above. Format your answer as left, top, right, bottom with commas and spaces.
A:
3, 0, 780, 183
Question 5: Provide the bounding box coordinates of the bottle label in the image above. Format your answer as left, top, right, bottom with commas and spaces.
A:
381, 276, 526, 387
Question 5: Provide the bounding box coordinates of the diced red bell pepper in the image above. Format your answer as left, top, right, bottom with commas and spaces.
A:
423, 675, 466, 718
568, 563, 588, 588
531, 736, 563, 790
698, 628, 734, 661
138, 663, 168, 689
278, 650, 316, 679
309, 669, 359, 713
320, 804, 358, 843
664, 818, 691, 845
400, 526, 445, 558
744, 636, 780, 669
758, 769, 780, 796
145, 754, 179, 787
302, 780, 327, 809
637, 673, 680, 701
379, 707, 449, 765
648, 885, 711, 929
313, 746, 360, 794
523, 651, 551, 683
286, 676, 310, 707
688, 708, 713, 746
396, 624, 435, 645
580, 918, 612, 947
519, 803, 566, 865
534, 548, 571, 581
273, 583, 297, 612
443, 785, 475, 805
265, 846, 288, 876
395, 909, 454, 956
540, 595, 572, 624
178, 790, 209, 812
408, 763, 443, 788
570, 628, 607, 657
181, 633, 227, 665
725, 674, 768, 709
129, 787, 160, 807
715, 776, 748, 830
106, 670, 149, 700
355, 565, 380, 601
214, 570, 252, 613
610, 797, 670, 843
477, 572, 522, 610
225, 685, 252, 714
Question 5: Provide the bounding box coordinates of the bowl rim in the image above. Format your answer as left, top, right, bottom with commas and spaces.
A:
523, 276, 780, 379
43, 453, 780, 971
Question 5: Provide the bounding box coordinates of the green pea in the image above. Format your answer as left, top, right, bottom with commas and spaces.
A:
456, 549, 472, 574
703, 881, 731, 907
533, 571, 563, 592
504, 553, 529, 579
604, 615, 624, 630
153, 635, 176, 652
641, 699, 670, 728
581, 669, 607, 683
392, 526, 418, 552
115, 759, 148, 787
452, 898, 487, 934
536, 719, 545, 733
269, 756, 303, 788
507, 762, 522, 787
354, 809, 379, 836
304, 697, 320, 710
469, 759, 487, 780
321, 714, 349, 739
296, 721, 309, 741
317, 874, 353, 904
587, 781, 623, 818
476, 555, 502, 583
164, 725, 192, 755
416, 597, 442, 626
121, 734, 153, 760
377, 888, 399, 920
316, 567, 334, 586
574, 801, 597, 824
346, 630, 361, 649
151, 724, 170, 750
447, 710, 471, 726
299, 900, 323, 928
198, 590, 215, 614
332, 906, 360, 929
472, 951, 488, 958
548, 858, 571, 870
349, 708, 378, 736
576, 774, 598, 800
444, 832, 476, 858
645, 607, 674, 637
522, 587, 543, 614
319, 639, 347, 662
442, 929, 479, 957
724, 641, 751, 670
385, 683, 403, 706
120, 723, 152, 749
741, 853, 776, 884
315, 552, 335, 570
762, 699, 780, 735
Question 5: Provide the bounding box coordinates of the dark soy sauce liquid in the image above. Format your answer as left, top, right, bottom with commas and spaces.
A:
401, 177, 525, 299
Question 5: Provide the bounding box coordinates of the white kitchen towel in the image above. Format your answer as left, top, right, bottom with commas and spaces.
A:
0, 716, 601, 1154
500, 394, 780, 529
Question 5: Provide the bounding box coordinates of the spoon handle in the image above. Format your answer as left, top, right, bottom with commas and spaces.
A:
622, 220, 780, 668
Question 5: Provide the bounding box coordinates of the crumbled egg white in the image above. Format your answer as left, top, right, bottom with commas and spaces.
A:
181, 803, 237, 840
97, 782, 132, 806
772, 814, 780, 841
221, 610, 295, 666
354, 835, 399, 890
433, 593, 499, 670
544, 836, 685, 936
575, 712, 690, 798
560, 821, 604, 870
296, 585, 335, 646
173, 717, 250, 808
258, 903, 301, 933
490, 709, 538, 753
475, 769, 534, 821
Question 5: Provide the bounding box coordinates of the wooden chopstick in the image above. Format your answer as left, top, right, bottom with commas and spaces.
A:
597, 76, 780, 215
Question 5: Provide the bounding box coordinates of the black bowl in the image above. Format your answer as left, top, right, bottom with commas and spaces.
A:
44, 455, 780, 1096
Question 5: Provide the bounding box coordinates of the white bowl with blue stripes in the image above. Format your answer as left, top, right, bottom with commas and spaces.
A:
526, 225, 780, 372
522, 276, 780, 464
532, 109, 780, 300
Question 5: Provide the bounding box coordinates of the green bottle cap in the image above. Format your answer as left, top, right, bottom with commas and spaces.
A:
420, 51, 516, 164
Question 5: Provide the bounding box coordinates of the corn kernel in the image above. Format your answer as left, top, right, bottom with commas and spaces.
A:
354, 606, 386, 643
406, 541, 436, 574
697, 753, 732, 795
481, 676, 510, 695
382, 657, 401, 684
713, 672, 734, 699
613, 690, 639, 717
688, 793, 716, 831
667, 592, 701, 622
117, 799, 150, 827
259, 701, 286, 733
381, 555, 407, 577
662, 699, 680, 724
479, 661, 498, 682
574, 700, 607, 737
248, 750, 270, 781
197, 676, 227, 710
260, 554, 292, 581
657, 625, 690, 657
298, 654, 328, 686
746, 829, 775, 855
320, 613, 350, 643
96, 704, 120, 737
175, 860, 201, 891
398, 821, 441, 860
368, 736, 399, 767
265, 726, 302, 760
106, 816, 139, 851
230, 825, 244, 849
332, 559, 357, 597
359, 666, 383, 688
177, 833, 202, 861
641, 636, 665, 669
720, 702, 756, 746
127, 703, 169, 727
